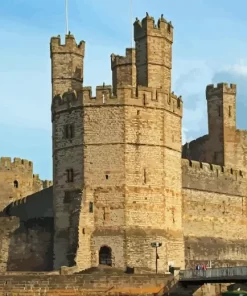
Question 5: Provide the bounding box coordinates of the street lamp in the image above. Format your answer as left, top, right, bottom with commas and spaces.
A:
151, 242, 162, 274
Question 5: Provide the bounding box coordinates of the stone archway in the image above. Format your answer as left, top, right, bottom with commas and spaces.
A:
99, 245, 112, 266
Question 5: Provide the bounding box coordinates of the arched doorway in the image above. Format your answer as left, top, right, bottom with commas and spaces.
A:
99, 246, 112, 266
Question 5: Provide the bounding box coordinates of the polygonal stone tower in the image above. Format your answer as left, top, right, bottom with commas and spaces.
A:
51, 14, 184, 273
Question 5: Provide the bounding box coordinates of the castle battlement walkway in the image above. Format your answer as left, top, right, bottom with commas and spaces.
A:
179, 267, 247, 284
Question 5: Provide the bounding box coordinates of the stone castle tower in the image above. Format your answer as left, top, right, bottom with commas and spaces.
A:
50, 13, 185, 272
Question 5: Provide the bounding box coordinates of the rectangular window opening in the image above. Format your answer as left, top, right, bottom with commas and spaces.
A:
144, 169, 147, 184
229, 106, 232, 117
66, 169, 74, 182
89, 202, 94, 213
64, 124, 75, 139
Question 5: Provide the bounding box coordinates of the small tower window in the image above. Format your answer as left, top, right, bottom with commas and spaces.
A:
66, 169, 74, 182
229, 106, 232, 117
167, 23, 171, 33
143, 94, 146, 106
13, 180, 18, 188
89, 202, 94, 213
64, 124, 75, 139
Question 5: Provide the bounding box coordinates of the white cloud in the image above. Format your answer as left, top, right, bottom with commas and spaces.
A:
222, 59, 247, 75
172, 60, 213, 143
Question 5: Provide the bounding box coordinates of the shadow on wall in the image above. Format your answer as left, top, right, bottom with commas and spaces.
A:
7, 217, 54, 271
0, 187, 54, 271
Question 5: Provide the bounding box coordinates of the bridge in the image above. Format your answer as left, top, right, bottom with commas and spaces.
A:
179, 266, 247, 284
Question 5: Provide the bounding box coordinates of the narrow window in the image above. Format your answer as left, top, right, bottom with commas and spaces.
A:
70, 124, 74, 138
144, 169, 147, 184
167, 23, 171, 33
89, 202, 94, 213
66, 169, 74, 182
105, 174, 109, 180
14, 180, 18, 188
229, 106, 232, 117
64, 124, 75, 139
172, 208, 175, 223
143, 94, 146, 106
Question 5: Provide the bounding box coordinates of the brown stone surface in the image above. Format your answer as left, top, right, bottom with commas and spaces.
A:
50, 14, 184, 273
0, 274, 169, 295
0, 157, 52, 211
111, 48, 136, 96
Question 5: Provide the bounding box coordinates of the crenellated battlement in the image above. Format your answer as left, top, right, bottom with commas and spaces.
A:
182, 158, 244, 180
42, 180, 53, 188
206, 82, 237, 97
50, 34, 85, 57
134, 13, 173, 42
0, 157, 33, 172
111, 48, 136, 70
33, 174, 40, 180
51, 86, 183, 117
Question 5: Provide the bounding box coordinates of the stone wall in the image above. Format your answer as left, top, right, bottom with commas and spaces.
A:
83, 103, 125, 270
6, 187, 53, 219
0, 217, 19, 272
134, 15, 173, 92
0, 188, 54, 272
182, 158, 247, 268
0, 273, 241, 295
111, 48, 136, 96
0, 157, 49, 211
0, 273, 170, 295
50, 34, 85, 98
124, 104, 184, 272
7, 217, 54, 271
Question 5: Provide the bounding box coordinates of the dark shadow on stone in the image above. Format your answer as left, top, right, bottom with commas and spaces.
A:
76, 265, 126, 275
125, 266, 135, 274
7, 217, 54, 271
0, 187, 54, 271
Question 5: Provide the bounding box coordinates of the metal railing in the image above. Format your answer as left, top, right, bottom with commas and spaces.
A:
179, 266, 247, 280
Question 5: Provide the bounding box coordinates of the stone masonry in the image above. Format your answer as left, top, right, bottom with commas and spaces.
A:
0, 157, 52, 211
51, 13, 184, 273
0, 10, 247, 296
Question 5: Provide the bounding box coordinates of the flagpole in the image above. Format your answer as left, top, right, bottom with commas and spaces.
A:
65, 0, 69, 34
130, 0, 133, 48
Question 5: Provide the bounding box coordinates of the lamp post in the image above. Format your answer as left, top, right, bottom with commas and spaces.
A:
151, 242, 162, 274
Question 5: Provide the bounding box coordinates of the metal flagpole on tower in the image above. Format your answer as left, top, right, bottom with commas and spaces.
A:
65, 0, 69, 34
130, 0, 133, 48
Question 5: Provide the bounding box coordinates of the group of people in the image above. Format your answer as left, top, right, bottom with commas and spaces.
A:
196, 264, 207, 270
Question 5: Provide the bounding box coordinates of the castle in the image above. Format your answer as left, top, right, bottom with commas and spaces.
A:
0, 12, 247, 275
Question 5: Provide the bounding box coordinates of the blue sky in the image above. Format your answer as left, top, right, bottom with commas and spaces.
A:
1, 0, 247, 180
